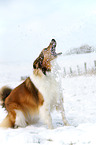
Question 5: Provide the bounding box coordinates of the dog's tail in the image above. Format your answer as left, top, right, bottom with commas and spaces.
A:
0, 86, 12, 108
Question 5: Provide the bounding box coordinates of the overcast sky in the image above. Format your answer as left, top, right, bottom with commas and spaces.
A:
0, 0, 96, 62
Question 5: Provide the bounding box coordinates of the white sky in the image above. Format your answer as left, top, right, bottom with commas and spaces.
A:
0, 0, 96, 62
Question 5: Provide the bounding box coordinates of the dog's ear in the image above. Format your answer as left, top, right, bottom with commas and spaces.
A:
33, 52, 49, 75
33, 52, 44, 69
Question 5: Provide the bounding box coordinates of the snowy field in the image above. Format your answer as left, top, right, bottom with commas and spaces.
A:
0, 53, 96, 145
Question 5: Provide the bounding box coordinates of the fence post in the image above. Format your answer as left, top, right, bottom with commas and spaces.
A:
77, 65, 80, 75
64, 67, 66, 76
84, 62, 87, 73
70, 67, 73, 75
94, 60, 96, 71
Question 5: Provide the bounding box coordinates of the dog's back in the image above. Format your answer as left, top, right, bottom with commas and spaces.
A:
0, 77, 44, 128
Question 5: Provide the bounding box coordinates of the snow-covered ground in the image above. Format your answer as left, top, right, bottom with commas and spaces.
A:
0, 53, 96, 145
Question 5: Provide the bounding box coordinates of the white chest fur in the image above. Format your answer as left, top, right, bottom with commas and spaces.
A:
31, 72, 59, 105
30, 61, 62, 109
30, 61, 69, 129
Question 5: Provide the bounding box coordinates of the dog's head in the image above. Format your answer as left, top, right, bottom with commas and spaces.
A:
33, 39, 62, 75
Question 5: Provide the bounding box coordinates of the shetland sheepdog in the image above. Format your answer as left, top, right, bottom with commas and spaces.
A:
0, 39, 69, 129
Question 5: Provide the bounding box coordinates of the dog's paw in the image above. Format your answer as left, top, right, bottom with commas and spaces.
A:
48, 124, 54, 129
64, 122, 70, 126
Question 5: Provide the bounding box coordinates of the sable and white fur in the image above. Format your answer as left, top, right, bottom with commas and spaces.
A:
31, 62, 68, 129
0, 39, 69, 129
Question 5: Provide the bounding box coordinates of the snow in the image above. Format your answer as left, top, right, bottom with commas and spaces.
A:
0, 53, 96, 145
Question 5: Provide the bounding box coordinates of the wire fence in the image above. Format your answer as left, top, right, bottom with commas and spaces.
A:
63, 60, 96, 77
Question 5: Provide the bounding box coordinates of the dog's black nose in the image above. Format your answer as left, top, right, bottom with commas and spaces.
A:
51, 39, 56, 48
51, 39, 56, 43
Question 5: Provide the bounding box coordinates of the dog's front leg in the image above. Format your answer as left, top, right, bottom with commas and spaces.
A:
59, 97, 70, 126
40, 105, 53, 129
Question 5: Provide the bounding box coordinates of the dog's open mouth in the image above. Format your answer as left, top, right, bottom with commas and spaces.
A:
51, 39, 62, 56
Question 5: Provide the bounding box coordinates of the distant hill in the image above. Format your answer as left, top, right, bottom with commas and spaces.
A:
66, 45, 96, 55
